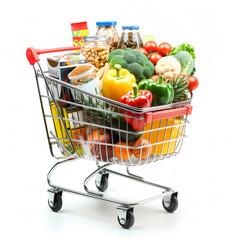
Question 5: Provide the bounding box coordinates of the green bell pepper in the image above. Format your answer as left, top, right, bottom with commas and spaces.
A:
138, 76, 174, 106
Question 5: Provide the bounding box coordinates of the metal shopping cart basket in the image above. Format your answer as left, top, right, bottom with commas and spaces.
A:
26, 46, 193, 229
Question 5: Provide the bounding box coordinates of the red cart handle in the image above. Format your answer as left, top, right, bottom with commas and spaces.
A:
145, 105, 192, 124
26, 46, 82, 65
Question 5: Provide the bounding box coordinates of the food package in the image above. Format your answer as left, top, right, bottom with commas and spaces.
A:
47, 53, 86, 105
71, 21, 89, 50
143, 117, 183, 155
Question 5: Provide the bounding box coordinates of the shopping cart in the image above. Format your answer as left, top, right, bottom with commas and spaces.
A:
26, 46, 193, 229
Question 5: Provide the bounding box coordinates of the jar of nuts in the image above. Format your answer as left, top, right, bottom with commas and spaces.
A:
82, 35, 110, 73
117, 25, 144, 50
96, 21, 119, 53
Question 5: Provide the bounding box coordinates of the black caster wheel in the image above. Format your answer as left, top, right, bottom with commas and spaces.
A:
117, 208, 135, 229
162, 195, 178, 213
48, 191, 63, 212
95, 173, 109, 192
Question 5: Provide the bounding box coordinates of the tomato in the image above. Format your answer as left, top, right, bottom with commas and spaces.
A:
179, 74, 188, 80
158, 42, 172, 56
150, 75, 159, 82
149, 53, 162, 65
187, 76, 199, 91
136, 47, 147, 56
144, 41, 158, 53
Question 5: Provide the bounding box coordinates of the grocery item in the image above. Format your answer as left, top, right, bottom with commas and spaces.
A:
158, 42, 172, 56
120, 83, 152, 131
96, 21, 119, 53
168, 75, 190, 102
47, 53, 86, 106
136, 47, 147, 56
148, 52, 162, 65
187, 76, 199, 91
108, 48, 154, 83
114, 142, 132, 160
167, 43, 196, 60
81, 94, 142, 142
155, 56, 181, 79
68, 64, 98, 94
71, 22, 89, 49
50, 102, 85, 155
142, 35, 155, 45
87, 129, 113, 161
82, 35, 110, 71
150, 75, 159, 81
117, 25, 144, 50
96, 62, 110, 94
102, 64, 136, 102
47, 53, 86, 80
138, 76, 174, 106
173, 51, 195, 76
144, 41, 158, 53
143, 118, 183, 156
132, 138, 152, 159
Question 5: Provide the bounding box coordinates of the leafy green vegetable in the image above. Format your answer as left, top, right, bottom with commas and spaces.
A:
168, 43, 196, 60
173, 51, 195, 76
80, 94, 142, 142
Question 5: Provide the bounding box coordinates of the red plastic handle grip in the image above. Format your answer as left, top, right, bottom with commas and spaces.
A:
145, 105, 193, 124
26, 46, 82, 65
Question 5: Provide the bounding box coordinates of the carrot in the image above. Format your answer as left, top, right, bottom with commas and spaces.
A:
132, 138, 152, 159
114, 142, 132, 160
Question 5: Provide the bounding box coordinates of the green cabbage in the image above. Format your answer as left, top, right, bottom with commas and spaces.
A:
174, 51, 195, 76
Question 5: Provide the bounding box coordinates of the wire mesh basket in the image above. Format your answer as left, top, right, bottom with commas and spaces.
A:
35, 64, 192, 166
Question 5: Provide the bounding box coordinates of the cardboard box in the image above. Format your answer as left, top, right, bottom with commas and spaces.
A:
47, 53, 86, 106
47, 52, 86, 80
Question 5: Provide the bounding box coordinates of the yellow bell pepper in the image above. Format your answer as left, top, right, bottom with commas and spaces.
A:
143, 117, 183, 156
102, 64, 136, 102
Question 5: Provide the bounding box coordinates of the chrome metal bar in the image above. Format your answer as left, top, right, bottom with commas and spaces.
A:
83, 163, 111, 196
47, 159, 175, 206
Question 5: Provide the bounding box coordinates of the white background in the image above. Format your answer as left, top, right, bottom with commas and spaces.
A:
0, 0, 240, 239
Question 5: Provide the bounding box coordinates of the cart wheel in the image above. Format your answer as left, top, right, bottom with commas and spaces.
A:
95, 173, 109, 192
162, 195, 178, 213
117, 209, 135, 229
48, 191, 63, 212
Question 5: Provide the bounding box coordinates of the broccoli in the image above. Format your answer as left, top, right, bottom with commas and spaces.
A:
145, 60, 155, 75
127, 63, 144, 81
143, 66, 152, 79
108, 49, 124, 62
107, 48, 155, 82
136, 55, 145, 66
123, 52, 137, 64
125, 48, 133, 53
132, 49, 148, 60
110, 55, 128, 69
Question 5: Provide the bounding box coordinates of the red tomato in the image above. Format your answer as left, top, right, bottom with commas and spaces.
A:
179, 74, 189, 81
187, 76, 199, 91
149, 53, 162, 65
144, 41, 158, 53
136, 47, 147, 56
150, 75, 159, 82
158, 42, 172, 56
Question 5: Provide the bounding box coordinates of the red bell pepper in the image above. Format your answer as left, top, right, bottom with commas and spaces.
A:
120, 83, 153, 131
